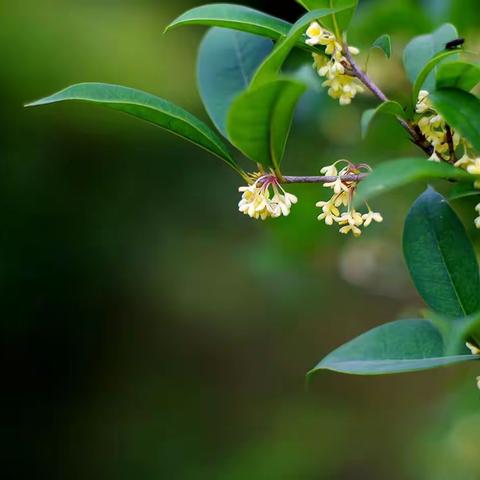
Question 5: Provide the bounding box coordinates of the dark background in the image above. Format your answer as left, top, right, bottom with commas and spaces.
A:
2, 0, 480, 478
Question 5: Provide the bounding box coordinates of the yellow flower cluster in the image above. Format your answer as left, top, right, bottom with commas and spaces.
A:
238, 174, 297, 220
316, 160, 382, 236
416, 90, 480, 229
306, 22, 363, 105
416, 89, 460, 161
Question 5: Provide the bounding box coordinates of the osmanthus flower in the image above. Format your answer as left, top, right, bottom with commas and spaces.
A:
316, 160, 382, 236
474, 203, 480, 230
322, 75, 364, 106
416, 91, 480, 229
238, 173, 297, 220
466, 341, 480, 355
416, 90, 460, 161
306, 22, 363, 105
362, 210, 383, 227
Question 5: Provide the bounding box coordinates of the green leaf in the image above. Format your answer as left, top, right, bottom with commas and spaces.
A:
308, 319, 477, 376
227, 79, 307, 169
403, 187, 480, 317
429, 88, 480, 152
197, 28, 273, 137
436, 61, 480, 92
355, 157, 472, 205
165, 4, 291, 41
251, 7, 349, 87
411, 49, 459, 106
403, 23, 458, 91
448, 182, 480, 200
360, 100, 405, 139
372, 34, 392, 59
295, 0, 358, 35
25, 83, 239, 172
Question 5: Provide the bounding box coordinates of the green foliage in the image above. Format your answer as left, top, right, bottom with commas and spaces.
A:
436, 61, 480, 91
448, 182, 480, 200
309, 319, 476, 376
403, 188, 480, 317
360, 100, 405, 139
227, 79, 307, 169
355, 158, 471, 205
24, 1, 480, 382
312, 187, 480, 377
26, 83, 240, 172
372, 33, 392, 58
165, 3, 291, 40
430, 88, 480, 151
411, 49, 459, 106
295, 0, 358, 36
403, 23, 458, 92
197, 28, 272, 136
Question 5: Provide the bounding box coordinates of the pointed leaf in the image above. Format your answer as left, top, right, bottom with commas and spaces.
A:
403, 23, 458, 91
355, 157, 472, 205
197, 28, 273, 137
165, 4, 291, 40
227, 79, 307, 168
436, 61, 480, 91
295, 0, 358, 35
251, 7, 351, 88
429, 88, 480, 151
372, 34, 392, 59
309, 319, 477, 376
403, 187, 480, 317
411, 49, 459, 105
361, 100, 405, 139
26, 83, 239, 171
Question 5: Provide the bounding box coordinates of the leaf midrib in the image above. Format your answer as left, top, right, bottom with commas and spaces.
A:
428, 203, 467, 316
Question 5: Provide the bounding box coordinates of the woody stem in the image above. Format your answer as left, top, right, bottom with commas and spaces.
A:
281, 174, 368, 184
342, 41, 434, 157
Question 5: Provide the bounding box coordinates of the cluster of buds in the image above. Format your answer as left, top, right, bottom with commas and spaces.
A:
238, 173, 298, 220
316, 160, 382, 237
306, 22, 363, 105
416, 90, 480, 228
454, 154, 480, 228
416, 90, 461, 161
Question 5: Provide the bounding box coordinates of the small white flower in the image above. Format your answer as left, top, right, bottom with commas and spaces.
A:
467, 158, 480, 175
362, 210, 383, 227
339, 223, 362, 237
305, 22, 325, 46
339, 210, 364, 227
466, 341, 480, 355
320, 163, 338, 176
416, 90, 432, 114
324, 177, 350, 194
316, 200, 340, 225
238, 175, 297, 220
454, 153, 475, 169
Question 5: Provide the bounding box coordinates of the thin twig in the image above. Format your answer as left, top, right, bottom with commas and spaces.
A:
342, 41, 434, 157
445, 124, 457, 164
281, 174, 368, 184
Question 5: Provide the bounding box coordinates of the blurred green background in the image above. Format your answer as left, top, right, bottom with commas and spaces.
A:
3, 0, 480, 479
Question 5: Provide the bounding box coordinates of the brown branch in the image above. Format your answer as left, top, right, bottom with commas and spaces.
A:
281, 174, 368, 184
445, 125, 457, 164
342, 41, 434, 157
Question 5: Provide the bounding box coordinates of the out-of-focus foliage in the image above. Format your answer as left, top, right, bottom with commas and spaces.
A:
3, 1, 480, 479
